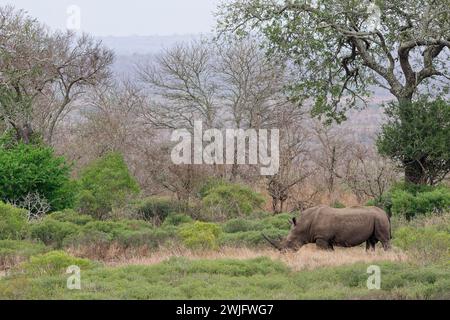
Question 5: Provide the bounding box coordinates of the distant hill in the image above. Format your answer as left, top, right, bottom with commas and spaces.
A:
97, 34, 203, 55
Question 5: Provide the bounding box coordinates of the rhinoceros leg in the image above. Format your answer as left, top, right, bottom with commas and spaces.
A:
382, 241, 391, 251
316, 238, 334, 251
366, 239, 376, 252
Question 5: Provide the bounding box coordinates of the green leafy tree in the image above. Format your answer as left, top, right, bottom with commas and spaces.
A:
218, 0, 450, 122
0, 137, 75, 210
377, 99, 450, 185
76, 152, 140, 219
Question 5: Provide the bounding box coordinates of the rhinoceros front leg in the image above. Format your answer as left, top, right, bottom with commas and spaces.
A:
316, 238, 334, 251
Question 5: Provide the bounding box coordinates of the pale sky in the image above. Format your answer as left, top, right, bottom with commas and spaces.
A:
0, 0, 222, 36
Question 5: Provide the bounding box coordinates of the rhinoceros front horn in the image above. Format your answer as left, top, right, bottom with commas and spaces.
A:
262, 233, 282, 251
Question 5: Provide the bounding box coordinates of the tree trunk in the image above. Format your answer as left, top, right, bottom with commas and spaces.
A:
404, 159, 427, 185
15, 123, 34, 144
395, 96, 429, 185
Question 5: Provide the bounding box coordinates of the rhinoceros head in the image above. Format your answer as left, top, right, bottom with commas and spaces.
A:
262, 217, 305, 252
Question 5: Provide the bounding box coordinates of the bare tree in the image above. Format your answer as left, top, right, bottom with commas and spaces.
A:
344, 144, 399, 202
266, 105, 312, 213
8, 192, 50, 221
138, 40, 219, 130
215, 37, 290, 180
0, 6, 113, 144
310, 120, 353, 202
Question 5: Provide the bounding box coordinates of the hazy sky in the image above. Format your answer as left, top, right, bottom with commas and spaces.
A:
0, 0, 222, 36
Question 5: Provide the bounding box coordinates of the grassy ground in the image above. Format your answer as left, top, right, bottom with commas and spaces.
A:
0, 256, 448, 300
0, 212, 448, 300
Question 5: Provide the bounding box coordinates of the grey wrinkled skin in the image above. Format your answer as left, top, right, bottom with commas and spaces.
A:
268, 206, 391, 252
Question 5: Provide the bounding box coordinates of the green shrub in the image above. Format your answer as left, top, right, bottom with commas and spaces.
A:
30, 218, 80, 248
0, 202, 28, 240
178, 222, 222, 250
202, 183, 265, 219
162, 213, 193, 226
62, 230, 112, 248
331, 201, 346, 208
64, 219, 174, 249
20, 251, 95, 276
260, 213, 293, 231
220, 227, 288, 247
0, 140, 75, 211
222, 218, 261, 233
134, 197, 181, 224
76, 152, 140, 219
48, 210, 94, 226
393, 226, 450, 262
372, 184, 450, 219
0, 240, 48, 269
198, 178, 228, 199
219, 213, 292, 247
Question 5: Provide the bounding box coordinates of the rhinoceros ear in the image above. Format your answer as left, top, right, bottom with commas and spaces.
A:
292, 217, 297, 226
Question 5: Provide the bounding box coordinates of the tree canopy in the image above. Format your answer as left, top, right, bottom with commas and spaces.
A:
377, 98, 450, 185
217, 0, 450, 122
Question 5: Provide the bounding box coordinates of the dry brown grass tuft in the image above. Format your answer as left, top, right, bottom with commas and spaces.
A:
100, 244, 408, 271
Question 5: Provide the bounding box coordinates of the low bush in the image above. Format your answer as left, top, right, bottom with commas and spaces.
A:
20, 251, 96, 276
371, 183, 450, 219
162, 213, 193, 226
0, 202, 29, 240
222, 213, 292, 233
0, 240, 47, 269
63, 219, 176, 249
331, 201, 346, 208
178, 222, 222, 250
393, 226, 450, 263
220, 228, 288, 247
202, 182, 265, 219
48, 210, 94, 226
29, 218, 80, 248
133, 197, 182, 224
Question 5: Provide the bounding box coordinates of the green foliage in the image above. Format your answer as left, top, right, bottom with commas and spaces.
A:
394, 226, 450, 263
62, 219, 175, 249
220, 213, 291, 246
331, 201, 346, 208
48, 210, 94, 226
76, 152, 140, 219
133, 197, 182, 224
0, 140, 75, 210
178, 222, 222, 250
198, 178, 228, 199
20, 251, 95, 276
375, 184, 450, 219
30, 218, 80, 248
162, 213, 193, 226
377, 98, 450, 185
202, 182, 265, 219
0, 202, 28, 240
0, 240, 47, 269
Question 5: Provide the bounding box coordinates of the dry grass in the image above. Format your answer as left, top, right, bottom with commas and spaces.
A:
90, 244, 408, 271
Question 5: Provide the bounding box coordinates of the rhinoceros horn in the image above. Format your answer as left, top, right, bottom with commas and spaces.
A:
262, 233, 282, 251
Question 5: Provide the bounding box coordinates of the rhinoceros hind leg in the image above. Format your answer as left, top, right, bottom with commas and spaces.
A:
366, 238, 377, 252
382, 241, 391, 251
